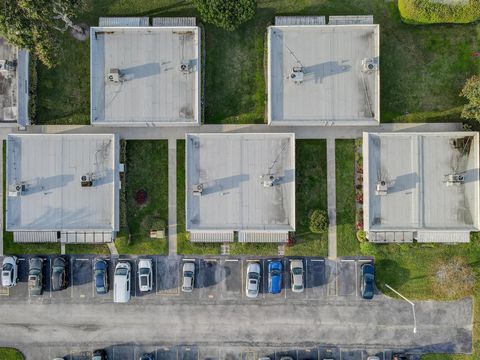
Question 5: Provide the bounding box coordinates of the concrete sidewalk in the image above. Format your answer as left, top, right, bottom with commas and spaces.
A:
168, 138, 177, 256
0, 122, 462, 140
327, 138, 337, 259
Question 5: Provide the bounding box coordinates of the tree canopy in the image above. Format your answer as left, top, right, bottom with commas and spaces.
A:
0, 0, 85, 68
192, 0, 256, 31
460, 75, 480, 122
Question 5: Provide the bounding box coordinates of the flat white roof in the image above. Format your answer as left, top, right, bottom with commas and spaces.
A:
6, 134, 119, 232
186, 133, 295, 232
90, 27, 201, 126
364, 132, 480, 232
268, 25, 380, 125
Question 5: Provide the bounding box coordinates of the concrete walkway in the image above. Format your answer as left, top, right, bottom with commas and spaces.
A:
0, 140, 3, 256
168, 138, 177, 256
0, 122, 462, 140
107, 242, 119, 256
327, 138, 337, 259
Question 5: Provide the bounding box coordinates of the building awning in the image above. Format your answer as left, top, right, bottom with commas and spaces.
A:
189, 231, 234, 243
238, 231, 289, 243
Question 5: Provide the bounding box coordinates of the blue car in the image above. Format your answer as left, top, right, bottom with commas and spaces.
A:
361, 263, 375, 299
268, 260, 283, 294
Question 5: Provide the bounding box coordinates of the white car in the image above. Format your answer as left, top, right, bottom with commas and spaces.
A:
182, 261, 195, 292
290, 259, 304, 293
366, 357, 381, 360
246, 262, 261, 298
2, 256, 18, 287
137, 258, 153, 292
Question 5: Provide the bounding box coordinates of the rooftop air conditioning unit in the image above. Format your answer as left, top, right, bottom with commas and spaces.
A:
81, 174, 94, 187
180, 61, 191, 74
289, 66, 304, 84
0, 59, 16, 76
192, 183, 203, 196
261, 174, 280, 187
445, 173, 464, 186
107, 68, 123, 83
8, 183, 25, 197
362, 58, 378, 72
375, 180, 388, 196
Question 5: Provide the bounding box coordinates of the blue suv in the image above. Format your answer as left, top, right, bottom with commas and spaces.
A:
268, 260, 283, 294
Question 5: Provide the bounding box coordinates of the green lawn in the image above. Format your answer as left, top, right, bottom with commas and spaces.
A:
176, 140, 220, 255
286, 140, 328, 257
335, 140, 359, 256
0, 348, 24, 360
35, 0, 480, 125
65, 243, 110, 255
121, 140, 168, 255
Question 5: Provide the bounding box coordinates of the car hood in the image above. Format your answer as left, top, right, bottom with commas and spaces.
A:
183, 262, 195, 272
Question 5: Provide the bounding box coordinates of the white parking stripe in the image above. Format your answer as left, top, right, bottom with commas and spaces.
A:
75, 258, 89, 261
224, 259, 238, 262
310, 259, 324, 262
340, 259, 355, 262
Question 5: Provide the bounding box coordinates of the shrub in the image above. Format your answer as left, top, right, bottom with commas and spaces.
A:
192, 0, 256, 31
360, 241, 377, 256
460, 75, 480, 122
309, 209, 328, 233
398, 0, 480, 24
356, 230, 366, 243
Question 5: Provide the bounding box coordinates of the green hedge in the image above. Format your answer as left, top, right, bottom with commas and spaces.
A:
398, 0, 480, 24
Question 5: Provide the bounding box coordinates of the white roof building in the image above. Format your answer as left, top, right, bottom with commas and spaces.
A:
267, 16, 380, 126
186, 133, 295, 243
0, 37, 29, 126
6, 134, 120, 243
363, 132, 480, 243
90, 18, 201, 126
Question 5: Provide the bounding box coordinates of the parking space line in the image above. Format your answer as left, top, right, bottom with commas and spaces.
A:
356, 260, 358, 297
183, 258, 195, 262
311, 259, 324, 262
71, 259, 74, 298
91, 259, 95, 298
204, 258, 217, 262
18, 258, 25, 261
225, 259, 238, 262
358, 259, 372, 263
340, 259, 355, 262
75, 258, 89, 261
49, 257, 52, 298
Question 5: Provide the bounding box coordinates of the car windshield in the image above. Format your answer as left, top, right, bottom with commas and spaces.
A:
139, 268, 150, 275
115, 268, 128, 276
271, 269, 280, 276
292, 267, 302, 275
293, 284, 303, 290
248, 272, 259, 280
2, 263, 13, 271
184, 271, 193, 277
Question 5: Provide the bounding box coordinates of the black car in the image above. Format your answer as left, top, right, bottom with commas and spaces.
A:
360, 263, 375, 300
392, 354, 412, 360
51, 256, 68, 291
94, 258, 109, 294
92, 349, 108, 360
140, 353, 155, 360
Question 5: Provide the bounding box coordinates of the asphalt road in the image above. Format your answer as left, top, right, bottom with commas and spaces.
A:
0, 298, 471, 354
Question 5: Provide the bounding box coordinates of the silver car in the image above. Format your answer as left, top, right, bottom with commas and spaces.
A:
182, 261, 195, 292
246, 262, 261, 298
290, 259, 304, 293
138, 258, 153, 292
1, 256, 18, 287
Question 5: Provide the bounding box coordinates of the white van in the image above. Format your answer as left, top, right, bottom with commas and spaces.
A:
114, 261, 131, 303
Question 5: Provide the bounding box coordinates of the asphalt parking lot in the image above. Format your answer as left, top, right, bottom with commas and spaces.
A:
36, 345, 416, 360
0, 255, 374, 304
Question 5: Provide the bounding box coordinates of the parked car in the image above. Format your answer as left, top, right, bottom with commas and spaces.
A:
1, 255, 18, 287
114, 261, 131, 303
28, 257, 44, 296
51, 256, 68, 291
268, 260, 283, 294
182, 261, 195, 292
139, 353, 155, 360
246, 262, 261, 298
367, 356, 380, 360
94, 258, 109, 294
92, 349, 108, 360
290, 259, 304, 293
361, 263, 375, 300
138, 258, 153, 292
